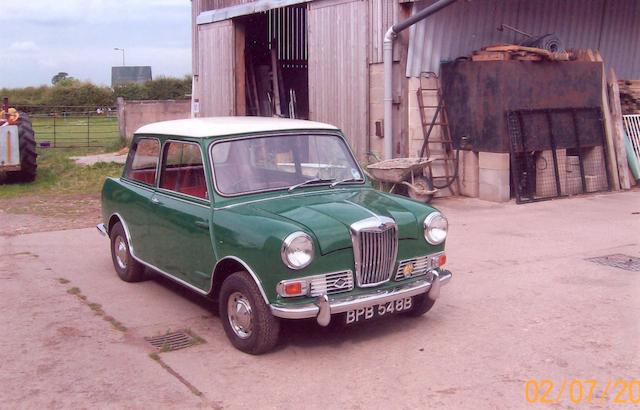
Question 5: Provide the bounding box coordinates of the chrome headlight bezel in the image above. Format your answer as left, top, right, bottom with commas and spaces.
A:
423, 212, 448, 245
281, 232, 314, 270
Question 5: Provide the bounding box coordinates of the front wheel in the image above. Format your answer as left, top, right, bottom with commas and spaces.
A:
219, 271, 280, 354
402, 292, 436, 317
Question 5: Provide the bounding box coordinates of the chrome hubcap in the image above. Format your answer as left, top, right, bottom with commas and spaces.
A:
114, 236, 128, 270
227, 292, 253, 339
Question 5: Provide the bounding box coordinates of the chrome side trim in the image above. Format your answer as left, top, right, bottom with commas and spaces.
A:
96, 223, 107, 237
270, 269, 452, 321
154, 188, 211, 209
110, 213, 209, 296
210, 256, 270, 304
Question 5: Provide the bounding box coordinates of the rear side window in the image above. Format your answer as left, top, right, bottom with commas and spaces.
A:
159, 141, 208, 200
126, 138, 160, 185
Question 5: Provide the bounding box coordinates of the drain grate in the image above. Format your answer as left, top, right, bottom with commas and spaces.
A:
586, 254, 640, 272
145, 331, 198, 352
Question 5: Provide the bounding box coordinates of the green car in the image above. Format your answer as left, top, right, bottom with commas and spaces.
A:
98, 117, 452, 354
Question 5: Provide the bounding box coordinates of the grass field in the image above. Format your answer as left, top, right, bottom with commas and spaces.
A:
0, 147, 124, 198
30, 115, 121, 148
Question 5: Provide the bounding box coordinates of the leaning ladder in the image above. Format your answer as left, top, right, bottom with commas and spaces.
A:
416, 72, 459, 195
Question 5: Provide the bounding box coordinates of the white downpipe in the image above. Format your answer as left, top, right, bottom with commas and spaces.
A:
382, 0, 458, 160
383, 28, 395, 160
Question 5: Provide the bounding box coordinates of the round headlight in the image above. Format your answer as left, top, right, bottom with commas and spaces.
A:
424, 212, 448, 245
281, 232, 314, 269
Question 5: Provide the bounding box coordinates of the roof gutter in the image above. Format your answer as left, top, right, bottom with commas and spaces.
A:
383, 0, 457, 159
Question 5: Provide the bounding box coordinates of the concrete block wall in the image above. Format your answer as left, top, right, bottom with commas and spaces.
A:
479, 152, 510, 202
458, 150, 479, 198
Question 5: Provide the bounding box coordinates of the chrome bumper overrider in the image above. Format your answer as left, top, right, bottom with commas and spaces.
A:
96, 223, 107, 237
270, 269, 452, 326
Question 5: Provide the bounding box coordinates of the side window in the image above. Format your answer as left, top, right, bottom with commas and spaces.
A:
126, 138, 160, 185
159, 141, 208, 200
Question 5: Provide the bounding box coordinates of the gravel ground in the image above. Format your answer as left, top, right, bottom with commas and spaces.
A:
0, 190, 638, 409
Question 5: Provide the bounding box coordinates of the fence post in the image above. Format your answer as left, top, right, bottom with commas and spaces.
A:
53, 114, 57, 148
87, 111, 90, 147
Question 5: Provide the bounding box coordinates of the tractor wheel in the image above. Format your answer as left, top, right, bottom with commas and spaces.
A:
8, 113, 37, 182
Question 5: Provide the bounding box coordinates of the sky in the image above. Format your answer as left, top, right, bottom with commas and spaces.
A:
0, 0, 192, 88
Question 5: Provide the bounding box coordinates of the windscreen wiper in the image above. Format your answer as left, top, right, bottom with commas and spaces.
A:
288, 177, 335, 192
329, 178, 362, 188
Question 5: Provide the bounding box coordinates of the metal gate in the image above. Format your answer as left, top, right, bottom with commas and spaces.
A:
507, 107, 611, 204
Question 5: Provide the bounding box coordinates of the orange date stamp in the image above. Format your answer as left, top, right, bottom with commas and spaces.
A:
525, 379, 640, 405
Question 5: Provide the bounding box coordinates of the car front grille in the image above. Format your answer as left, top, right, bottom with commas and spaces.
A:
395, 252, 443, 281
351, 217, 398, 287
309, 271, 354, 297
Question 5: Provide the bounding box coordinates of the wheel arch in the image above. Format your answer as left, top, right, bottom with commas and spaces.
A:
210, 256, 269, 305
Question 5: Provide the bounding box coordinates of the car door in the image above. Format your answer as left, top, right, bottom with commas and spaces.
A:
145, 139, 217, 292
120, 137, 161, 263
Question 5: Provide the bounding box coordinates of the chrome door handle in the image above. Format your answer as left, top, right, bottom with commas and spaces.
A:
151, 197, 161, 204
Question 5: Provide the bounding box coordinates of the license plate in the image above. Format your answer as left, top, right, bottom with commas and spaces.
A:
345, 297, 413, 324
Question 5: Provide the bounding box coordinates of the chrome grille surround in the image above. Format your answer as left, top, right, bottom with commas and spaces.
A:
308, 270, 354, 297
395, 252, 444, 281
350, 216, 398, 288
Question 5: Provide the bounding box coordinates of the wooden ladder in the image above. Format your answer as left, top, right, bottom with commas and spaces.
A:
416, 72, 459, 195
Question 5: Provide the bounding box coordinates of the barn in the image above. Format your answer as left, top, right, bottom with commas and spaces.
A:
191, 0, 640, 201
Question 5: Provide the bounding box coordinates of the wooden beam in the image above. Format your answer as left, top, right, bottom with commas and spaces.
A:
234, 23, 246, 116
600, 63, 621, 190
607, 68, 632, 189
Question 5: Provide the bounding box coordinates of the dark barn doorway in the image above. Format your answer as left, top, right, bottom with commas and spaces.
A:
236, 5, 309, 119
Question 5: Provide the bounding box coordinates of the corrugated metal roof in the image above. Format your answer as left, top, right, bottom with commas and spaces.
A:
406, 0, 640, 79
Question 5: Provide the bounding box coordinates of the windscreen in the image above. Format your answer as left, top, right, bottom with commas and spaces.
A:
210, 134, 363, 196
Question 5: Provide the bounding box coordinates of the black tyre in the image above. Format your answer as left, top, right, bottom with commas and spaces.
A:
110, 222, 146, 282
402, 292, 436, 317
8, 113, 37, 182
219, 271, 280, 355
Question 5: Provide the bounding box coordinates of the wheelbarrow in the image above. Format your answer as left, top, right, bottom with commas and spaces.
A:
366, 157, 437, 203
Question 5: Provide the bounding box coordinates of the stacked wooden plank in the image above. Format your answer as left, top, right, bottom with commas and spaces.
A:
618, 80, 640, 115
471, 44, 570, 62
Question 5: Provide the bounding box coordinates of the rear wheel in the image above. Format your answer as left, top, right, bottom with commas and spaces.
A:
8, 113, 37, 182
110, 222, 145, 282
219, 271, 280, 354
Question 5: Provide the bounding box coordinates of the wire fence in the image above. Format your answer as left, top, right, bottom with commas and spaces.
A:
16, 106, 121, 148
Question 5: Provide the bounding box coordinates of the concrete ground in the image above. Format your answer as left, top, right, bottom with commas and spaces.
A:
0, 191, 639, 409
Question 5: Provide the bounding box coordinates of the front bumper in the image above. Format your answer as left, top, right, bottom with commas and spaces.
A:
270, 269, 452, 325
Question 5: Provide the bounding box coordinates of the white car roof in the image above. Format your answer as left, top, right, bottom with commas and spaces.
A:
135, 117, 339, 138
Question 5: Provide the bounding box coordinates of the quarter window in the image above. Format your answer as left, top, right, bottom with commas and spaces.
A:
159, 141, 208, 199
126, 138, 160, 185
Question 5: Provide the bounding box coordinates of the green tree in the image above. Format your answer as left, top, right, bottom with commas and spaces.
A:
51, 72, 71, 85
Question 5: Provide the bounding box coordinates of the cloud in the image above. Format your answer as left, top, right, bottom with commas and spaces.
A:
9, 41, 40, 52
1, 1, 192, 88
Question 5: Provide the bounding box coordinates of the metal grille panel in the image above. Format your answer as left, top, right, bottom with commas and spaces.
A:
395, 252, 443, 281
357, 227, 397, 287
309, 271, 354, 297
587, 254, 640, 272
145, 331, 199, 352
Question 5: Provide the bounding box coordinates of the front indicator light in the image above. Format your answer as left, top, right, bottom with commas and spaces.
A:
276, 280, 309, 297
438, 254, 447, 267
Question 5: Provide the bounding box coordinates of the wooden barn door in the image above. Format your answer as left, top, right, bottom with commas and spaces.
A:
308, 0, 369, 159
196, 20, 235, 116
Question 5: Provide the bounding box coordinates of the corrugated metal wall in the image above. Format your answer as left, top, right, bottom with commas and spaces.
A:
308, 0, 369, 157
197, 21, 236, 116
407, 0, 640, 79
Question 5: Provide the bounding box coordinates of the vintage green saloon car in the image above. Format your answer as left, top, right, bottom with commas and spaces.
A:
98, 117, 452, 354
